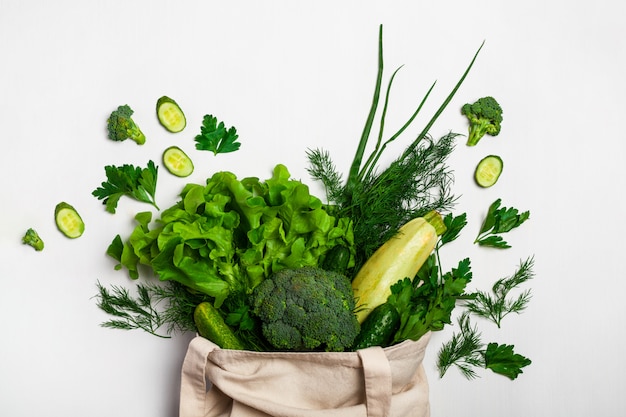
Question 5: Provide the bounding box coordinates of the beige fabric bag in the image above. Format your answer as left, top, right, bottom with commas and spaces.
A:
179, 333, 431, 417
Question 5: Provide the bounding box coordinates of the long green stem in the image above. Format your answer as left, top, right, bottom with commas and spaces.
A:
362, 80, 437, 181
346, 24, 384, 192
358, 65, 404, 182
401, 41, 485, 160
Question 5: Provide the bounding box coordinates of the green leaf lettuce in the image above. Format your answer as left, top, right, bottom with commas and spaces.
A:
107, 164, 354, 307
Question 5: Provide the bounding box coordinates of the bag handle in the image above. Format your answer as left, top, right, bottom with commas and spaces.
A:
179, 336, 218, 417
358, 346, 393, 417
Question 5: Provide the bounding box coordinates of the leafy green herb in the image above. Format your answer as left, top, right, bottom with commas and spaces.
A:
439, 212, 468, 247
95, 282, 170, 338
474, 198, 530, 248
465, 256, 534, 327
437, 313, 532, 380
437, 312, 484, 379
389, 256, 473, 344
95, 280, 206, 337
484, 342, 532, 380
305, 148, 344, 205
194, 114, 241, 155
307, 25, 484, 271
92, 160, 159, 213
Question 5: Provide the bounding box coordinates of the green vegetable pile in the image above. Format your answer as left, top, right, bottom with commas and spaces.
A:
58, 25, 536, 381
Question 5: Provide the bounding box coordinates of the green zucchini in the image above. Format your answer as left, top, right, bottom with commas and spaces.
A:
54, 202, 85, 238
156, 96, 186, 133
322, 245, 351, 274
475, 155, 503, 188
352, 302, 400, 350
194, 302, 245, 350
162, 146, 194, 177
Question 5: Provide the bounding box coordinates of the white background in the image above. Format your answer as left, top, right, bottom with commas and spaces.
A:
1, 1, 625, 416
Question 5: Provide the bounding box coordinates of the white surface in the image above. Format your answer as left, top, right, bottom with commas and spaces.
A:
1, 1, 625, 416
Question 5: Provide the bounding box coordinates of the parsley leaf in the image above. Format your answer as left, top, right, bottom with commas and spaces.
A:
439, 212, 468, 246
389, 255, 473, 344
474, 198, 530, 248
194, 114, 241, 155
484, 342, 532, 380
92, 160, 159, 213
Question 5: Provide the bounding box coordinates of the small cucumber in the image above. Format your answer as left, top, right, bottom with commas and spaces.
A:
54, 202, 85, 238
352, 302, 400, 350
156, 96, 186, 133
194, 302, 245, 350
322, 245, 351, 274
475, 155, 503, 188
162, 146, 194, 177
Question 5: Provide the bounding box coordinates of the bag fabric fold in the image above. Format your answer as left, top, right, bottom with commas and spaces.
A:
180, 333, 431, 417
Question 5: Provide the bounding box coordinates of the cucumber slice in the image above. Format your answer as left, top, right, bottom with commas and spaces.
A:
475, 155, 503, 188
156, 96, 186, 133
55, 202, 85, 238
162, 146, 194, 177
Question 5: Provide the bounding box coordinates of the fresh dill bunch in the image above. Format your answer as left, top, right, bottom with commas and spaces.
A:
307, 26, 482, 273
95, 280, 208, 337
348, 133, 458, 267
465, 256, 535, 328
308, 133, 458, 271
437, 312, 484, 379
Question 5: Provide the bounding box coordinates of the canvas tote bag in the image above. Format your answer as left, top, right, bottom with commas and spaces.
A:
179, 332, 431, 417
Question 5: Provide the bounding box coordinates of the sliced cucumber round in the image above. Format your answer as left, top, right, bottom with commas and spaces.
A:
156, 96, 186, 133
55, 202, 85, 238
163, 146, 194, 177
474, 155, 503, 188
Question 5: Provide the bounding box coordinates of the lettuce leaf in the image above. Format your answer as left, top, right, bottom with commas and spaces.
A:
109, 164, 354, 307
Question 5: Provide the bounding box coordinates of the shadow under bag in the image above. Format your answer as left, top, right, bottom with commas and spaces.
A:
179, 333, 431, 417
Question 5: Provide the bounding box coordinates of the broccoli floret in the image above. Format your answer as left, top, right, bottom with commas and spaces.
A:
107, 104, 146, 145
461, 96, 503, 146
22, 228, 44, 251
250, 267, 360, 352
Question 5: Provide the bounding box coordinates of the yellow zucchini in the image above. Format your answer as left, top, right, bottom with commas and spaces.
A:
352, 211, 446, 323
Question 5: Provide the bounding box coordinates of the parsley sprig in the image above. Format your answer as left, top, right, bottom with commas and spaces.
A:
92, 160, 159, 213
475, 198, 530, 248
194, 114, 241, 155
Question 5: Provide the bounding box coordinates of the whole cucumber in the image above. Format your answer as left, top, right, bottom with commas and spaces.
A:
194, 302, 246, 350
352, 302, 401, 350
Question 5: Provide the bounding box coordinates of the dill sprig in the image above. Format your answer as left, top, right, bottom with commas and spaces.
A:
95, 281, 206, 338
437, 312, 484, 379
465, 256, 535, 327
305, 148, 344, 205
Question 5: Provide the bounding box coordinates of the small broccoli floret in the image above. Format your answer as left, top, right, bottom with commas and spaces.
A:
461, 96, 503, 146
22, 228, 44, 251
107, 104, 146, 145
250, 267, 360, 352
